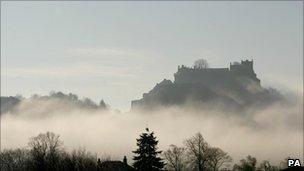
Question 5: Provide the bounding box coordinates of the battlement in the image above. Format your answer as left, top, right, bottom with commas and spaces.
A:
177, 59, 254, 73
230, 59, 253, 72
174, 59, 260, 85
177, 65, 229, 72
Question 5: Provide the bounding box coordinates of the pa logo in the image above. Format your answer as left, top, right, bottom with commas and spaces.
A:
288, 159, 301, 167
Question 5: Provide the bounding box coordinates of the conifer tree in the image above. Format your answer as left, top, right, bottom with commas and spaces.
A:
133, 128, 164, 171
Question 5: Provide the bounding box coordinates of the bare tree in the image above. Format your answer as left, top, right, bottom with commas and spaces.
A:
257, 160, 279, 171
163, 145, 186, 171
67, 148, 98, 170
1, 132, 102, 171
184, 132, 210, 171
28, 132, 63, 170
0, 148, 30, 170
233, 155, 257, 171
278, 157, 290, 170
193, 59, 209, 69
206, 147, 232, 171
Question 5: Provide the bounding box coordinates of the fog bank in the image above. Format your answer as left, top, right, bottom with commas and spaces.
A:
1, 93, 303, 165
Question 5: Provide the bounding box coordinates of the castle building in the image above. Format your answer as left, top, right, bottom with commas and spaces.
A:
131, 60, 262, 110
174, 60, 260, 87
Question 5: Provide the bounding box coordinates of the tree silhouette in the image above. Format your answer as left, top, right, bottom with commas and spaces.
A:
233, 155, 257, 171
193, 58, 209, 69
207, 147, 232, 171
99, 99, 107, 109
133, 128, 164, 171
28, 132, 63, 171
163, 145, 186, 171
185, 132, 210, 171
258, 160, 280, 171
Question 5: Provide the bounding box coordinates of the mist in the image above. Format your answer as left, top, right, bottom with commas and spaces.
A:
1, 90, 302, 166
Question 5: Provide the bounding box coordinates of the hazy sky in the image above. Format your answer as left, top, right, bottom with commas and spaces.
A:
1, 1, 303, 110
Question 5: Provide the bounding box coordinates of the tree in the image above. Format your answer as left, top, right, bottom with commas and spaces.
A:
99, 99, 107, 109
163, 145, 186, 171
184, 132, 210, 171
0, 148, 30, 170
83, 98, 98, 108
278, 157, 290, 170
206, 147, 232, 171
1, 132, 103, 171
257, 160, 279, 171
28, 132, 63, 171
233, 155, 257, 171
193, 59, 209, 69
68, 148, 98, 170
133, 128, 164, 171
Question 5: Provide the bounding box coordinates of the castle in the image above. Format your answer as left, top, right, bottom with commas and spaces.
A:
174, 59, 260, 87
131, 60, 263, 110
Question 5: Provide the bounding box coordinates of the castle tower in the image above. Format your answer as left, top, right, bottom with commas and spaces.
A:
230, 59, 260, 85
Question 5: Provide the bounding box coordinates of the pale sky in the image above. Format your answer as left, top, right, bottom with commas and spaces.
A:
1, 1, 303, 110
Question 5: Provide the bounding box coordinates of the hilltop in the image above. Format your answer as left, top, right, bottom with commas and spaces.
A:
131, 59, 283, 111
0, 91, 108, 115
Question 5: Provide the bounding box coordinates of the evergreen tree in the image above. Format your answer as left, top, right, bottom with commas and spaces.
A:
133, 128, 164, 171
99, 99, 107, 109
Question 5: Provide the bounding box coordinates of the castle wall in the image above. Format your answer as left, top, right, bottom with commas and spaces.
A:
174, 60, 260, 87
174, 68, 235, 88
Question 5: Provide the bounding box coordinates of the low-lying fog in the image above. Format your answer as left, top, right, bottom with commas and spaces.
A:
1, 92, 303, 165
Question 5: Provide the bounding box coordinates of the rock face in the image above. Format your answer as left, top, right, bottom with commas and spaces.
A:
131, 60, 281, 110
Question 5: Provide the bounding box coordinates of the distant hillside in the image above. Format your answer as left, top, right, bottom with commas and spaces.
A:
0, 91, 108, 115
131, 60, 283, 111
0, 96, 21, 114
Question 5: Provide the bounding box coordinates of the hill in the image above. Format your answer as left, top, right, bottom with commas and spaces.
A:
131, 60, 283, 111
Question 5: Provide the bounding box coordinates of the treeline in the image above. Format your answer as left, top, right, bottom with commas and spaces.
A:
1, 130, 291, 171
39, 91, 108, 109
162, 133, 289, 171
1, 91, 108, 114
1, 132, 101, 171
